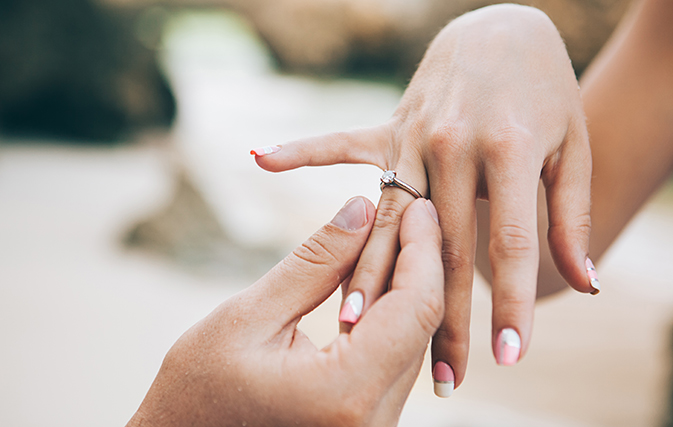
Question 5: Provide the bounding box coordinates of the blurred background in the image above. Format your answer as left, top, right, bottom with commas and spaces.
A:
3, 0, 673, 425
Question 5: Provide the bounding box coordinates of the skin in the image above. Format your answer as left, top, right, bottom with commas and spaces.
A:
127, 2, 673, 421
254, 4, 593, 389
476, 0, 673, 297
126, 198, 445, 427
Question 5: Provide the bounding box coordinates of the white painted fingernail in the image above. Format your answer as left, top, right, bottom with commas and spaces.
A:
433, 361, 455, 398
586, 257, 600, 295
495, 328, 521, 366
339, 291, 363, 324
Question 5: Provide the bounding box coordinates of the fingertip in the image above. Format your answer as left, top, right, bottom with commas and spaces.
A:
433, 361, 455, 398
494, 328, 521, 366
331, 197, 370, 231
250, 145, 281, 157
547, 226, 596, 295
251, 147, 290, 173
586, 257, 601, 295
339, 291, 363, 324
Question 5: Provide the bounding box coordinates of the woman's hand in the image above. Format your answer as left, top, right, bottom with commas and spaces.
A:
252, 4, 594, 392
126, 198, 445, 427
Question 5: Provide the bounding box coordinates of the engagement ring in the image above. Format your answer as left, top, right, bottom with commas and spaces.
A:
380, 170, 423, 199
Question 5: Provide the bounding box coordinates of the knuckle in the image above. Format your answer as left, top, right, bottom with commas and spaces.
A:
441, 243, 472, 273
482, 125, 535, 165
496, 292, 535, 315
317, 387, 375, 427
574, 213, 592, 239
331, 399, 371, 427
427, 120, 471, 159
331, 131, 354, 146
489, 223, 537, 261
549, 212, 592, 245
434, 325, 470, 353
373, 197, 407, 231
291, 234, 340, 271
400, 113, 428, 143
350, 262, 382, 284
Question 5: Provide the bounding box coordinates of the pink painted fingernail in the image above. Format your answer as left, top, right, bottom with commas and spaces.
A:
339, 291, 363, 324
495, 328, 521, 366
425, 199, 439, 224
586, 257, 600, 295
433, 361, 455, 398
250, 146, 281, 156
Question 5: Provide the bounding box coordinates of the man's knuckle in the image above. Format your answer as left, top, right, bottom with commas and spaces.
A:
292, 235, 339, 269
331, 396, 372, 427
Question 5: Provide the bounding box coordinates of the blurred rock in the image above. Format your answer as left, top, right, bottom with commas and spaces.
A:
103, 0, 630, 79
121, 10, 397, 270
124, 169, 282, 277
109, 1, 631, 271
0, 0, 175, 142
242, 0, 632, 78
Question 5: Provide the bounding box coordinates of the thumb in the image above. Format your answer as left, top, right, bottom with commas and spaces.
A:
248, 196, 375, 329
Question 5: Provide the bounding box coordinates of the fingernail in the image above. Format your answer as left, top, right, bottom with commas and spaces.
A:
433, 361, 455, 398
331, 197, 368, 231
495, 328, 521, 366
425, 199, 439, 224
339, 291, 363, 324
586, 257, 600, 295
250, 146, 281, 156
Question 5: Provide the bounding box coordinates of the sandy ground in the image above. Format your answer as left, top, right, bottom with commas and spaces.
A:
3, 9, 673, 427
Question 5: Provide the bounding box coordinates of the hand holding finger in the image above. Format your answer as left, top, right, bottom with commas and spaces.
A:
246, 196, 375, 336
344, 199, 444, 392
338, 163, 427, 328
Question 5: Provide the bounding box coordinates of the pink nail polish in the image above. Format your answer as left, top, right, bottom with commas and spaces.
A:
495, 328, 521, 366
586, 257, 600, 295
339, 291, 363, 324
250, 146, 281, 156
433, 361, 455, 398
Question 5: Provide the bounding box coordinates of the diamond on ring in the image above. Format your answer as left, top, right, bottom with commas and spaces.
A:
379, 170, 423, 199
381, 170, 396, 184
